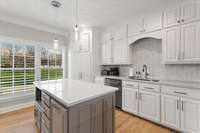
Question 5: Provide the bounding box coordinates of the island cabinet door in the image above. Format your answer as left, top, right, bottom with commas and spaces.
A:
68, 105, 92, 133
103, 96, 115, 133
51, 99, 68, 133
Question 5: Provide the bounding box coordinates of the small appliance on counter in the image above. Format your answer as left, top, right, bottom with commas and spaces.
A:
101, 67, 120, 76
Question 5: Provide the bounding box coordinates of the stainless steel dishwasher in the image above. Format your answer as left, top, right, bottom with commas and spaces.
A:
105, 78, 122, 108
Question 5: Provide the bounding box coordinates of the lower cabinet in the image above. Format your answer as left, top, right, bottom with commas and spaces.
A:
161, 94, 200, 133
51, 99, 68, 133
181, 98, 200, 133
139, 90, 160, 122
122, 87, 138, 114
161, 94, 180, 129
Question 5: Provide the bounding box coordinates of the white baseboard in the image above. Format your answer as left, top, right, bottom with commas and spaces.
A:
0, 101, 35, 115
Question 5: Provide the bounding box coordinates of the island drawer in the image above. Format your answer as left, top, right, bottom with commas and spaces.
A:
41, 101, 50, 118
41, 112, 50, 130
41, 92, 50, 107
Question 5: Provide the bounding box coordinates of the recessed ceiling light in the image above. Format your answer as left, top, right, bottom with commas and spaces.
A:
51, 0, 61, 8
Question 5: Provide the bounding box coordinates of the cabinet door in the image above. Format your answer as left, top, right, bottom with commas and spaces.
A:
162, 26, 181, 63
122, 87, 138, 114
163, 5, 181, 28
139, 91, 160, 122
128, 19, 143, 36
112, 38, 128, 64
181, 0, 200, 24
103, 96, 115, 133
161, 95, 180, 129
181, 98, 200, 133
71, 53, 91, 81
79, 32, 90, 52
181, 21, 200, 62
101, 34, 112, 64
143, 12, 163, 33
111, 24, 127, 40
51, 100, 68, 133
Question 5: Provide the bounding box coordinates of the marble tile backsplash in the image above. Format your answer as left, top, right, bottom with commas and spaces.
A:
129, 38, 200, 82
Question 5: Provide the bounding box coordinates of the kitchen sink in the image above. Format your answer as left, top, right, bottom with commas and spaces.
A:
128, 76, 160, 82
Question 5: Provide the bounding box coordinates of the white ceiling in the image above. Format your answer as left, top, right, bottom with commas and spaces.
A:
0, 0, 175, 35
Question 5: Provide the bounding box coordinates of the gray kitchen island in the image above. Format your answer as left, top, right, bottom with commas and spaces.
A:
34, 79, 118, 133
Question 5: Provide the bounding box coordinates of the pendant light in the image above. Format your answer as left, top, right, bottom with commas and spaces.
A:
74, 0, 80, 41
51, 0, 61, 49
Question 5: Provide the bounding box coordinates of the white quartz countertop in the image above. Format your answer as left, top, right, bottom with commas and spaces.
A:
34, 79, 118, 107
97, 75, 200, 89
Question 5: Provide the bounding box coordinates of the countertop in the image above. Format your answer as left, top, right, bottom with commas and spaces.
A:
34, 79, 118, 107
97, 75, 200, 89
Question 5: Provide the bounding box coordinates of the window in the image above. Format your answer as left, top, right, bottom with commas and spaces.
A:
0, 42, 35, 95
41, 48, 63, 81
0, 38, 64, 96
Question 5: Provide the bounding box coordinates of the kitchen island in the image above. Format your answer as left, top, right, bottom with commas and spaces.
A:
34, 79, 118, 133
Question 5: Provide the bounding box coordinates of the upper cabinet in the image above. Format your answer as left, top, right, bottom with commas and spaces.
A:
128, 12, 162, 37
163, 0, 200, 28
162, 0, 200, 64
101, 24, 129, 65
72, 31, 91, 52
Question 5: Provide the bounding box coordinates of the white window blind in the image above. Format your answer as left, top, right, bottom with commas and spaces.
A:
0, 41, 35, 95
41, 47, 63, 81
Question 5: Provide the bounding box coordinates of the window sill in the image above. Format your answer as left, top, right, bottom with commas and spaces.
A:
0, 92, 35, 103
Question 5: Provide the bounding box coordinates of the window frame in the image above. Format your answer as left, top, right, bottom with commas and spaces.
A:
0, 36, 65, 96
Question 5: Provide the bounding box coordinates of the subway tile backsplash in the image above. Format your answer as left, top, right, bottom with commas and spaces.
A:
129, 38, 200, 82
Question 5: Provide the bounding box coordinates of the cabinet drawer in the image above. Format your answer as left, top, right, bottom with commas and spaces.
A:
123, 81, 138, 89
42, 112, 50, 130
41, 92, 50, 107
161, 86, 200, 100
41, 101, 50, 118
140, 83, 161, 93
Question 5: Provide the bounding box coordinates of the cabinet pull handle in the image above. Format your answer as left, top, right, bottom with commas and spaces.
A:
181, 19, 184, 23
135, 92, 138, 100
139, 92, 142, 100
177, 20, 181, 24
144, 87, 153, 90
174, 91, 187, 95
52, 104, 60, 110
176, 100, 179, 110
126, 84, 134, 87
181, 101, 184, 111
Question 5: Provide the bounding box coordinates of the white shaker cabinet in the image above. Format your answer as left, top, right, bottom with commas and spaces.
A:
101, 24, 129, 65
72, 31, 90, 52
138, 90, 160, 122
161, 94, 180, 129
181, 21, 200, 62
122, 81, 139, 114
112, 38, 128, 64
72, 52, 91, 82
128, 19, 144, 37
143, 12, 163, 33
122, 87, 138, 114
101, 34, 112, 64
181, 0, 200, 25
181, 98, 200, 133
162, 26, 181, 63
162, 21, 200, 64
163, 0, 200, 28
163, 5, 181, 28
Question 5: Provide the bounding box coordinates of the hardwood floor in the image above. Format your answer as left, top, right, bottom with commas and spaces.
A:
0, 107, 177, 133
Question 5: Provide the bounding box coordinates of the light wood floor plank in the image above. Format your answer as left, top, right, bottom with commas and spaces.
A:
0, 107, 177, 133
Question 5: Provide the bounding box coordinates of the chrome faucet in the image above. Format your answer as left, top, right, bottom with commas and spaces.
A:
142, 64, 149, 79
